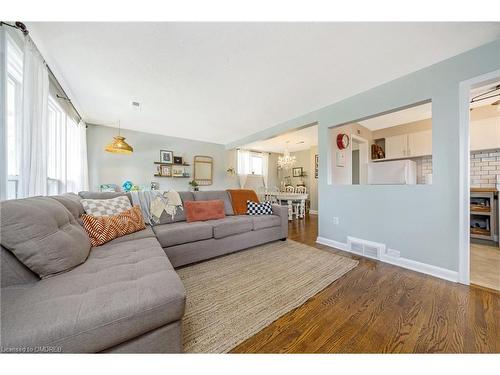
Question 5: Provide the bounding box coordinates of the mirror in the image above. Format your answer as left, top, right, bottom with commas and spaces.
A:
194, 155, 213, 186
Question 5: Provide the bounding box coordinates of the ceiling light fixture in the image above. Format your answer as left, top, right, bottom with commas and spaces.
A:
105, 121, 134, 154
277, 141, 296, 170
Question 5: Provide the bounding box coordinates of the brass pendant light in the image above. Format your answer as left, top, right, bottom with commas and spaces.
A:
105, 121, 134, 154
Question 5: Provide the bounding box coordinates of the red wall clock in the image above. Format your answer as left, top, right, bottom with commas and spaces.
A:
337, 133, 350, 150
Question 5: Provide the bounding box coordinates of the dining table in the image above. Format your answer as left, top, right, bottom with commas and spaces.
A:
263, 191, 309, 221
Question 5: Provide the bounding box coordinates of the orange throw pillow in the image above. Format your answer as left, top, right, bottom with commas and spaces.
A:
184, 200, 226, 222
227, 189, 260, 215
81, 205, 146, 247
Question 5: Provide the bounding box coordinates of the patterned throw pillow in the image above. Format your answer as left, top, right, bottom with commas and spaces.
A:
81, 195, 131, 216
246, 200, 273, 215
81, 206, 146, 247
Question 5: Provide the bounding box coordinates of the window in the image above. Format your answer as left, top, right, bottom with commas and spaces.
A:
3, 30, 88, 199
237, 149, 265, 175
47, 95, 86, 195
6, 34, 23, 199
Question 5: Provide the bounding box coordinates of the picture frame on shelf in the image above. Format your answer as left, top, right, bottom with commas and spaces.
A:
172, 166, 184, 177
160, 165, 171, 177
160, 150, 174, 164
292, 167, 303, 177
173, 156, 183, 165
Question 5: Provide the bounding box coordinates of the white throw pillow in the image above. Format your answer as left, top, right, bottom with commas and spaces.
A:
81, 195, 132, 216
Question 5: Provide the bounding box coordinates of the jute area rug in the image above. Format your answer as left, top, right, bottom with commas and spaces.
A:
177, 239, 358, 353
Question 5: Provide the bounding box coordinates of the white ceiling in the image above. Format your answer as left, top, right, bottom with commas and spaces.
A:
244, 125, 318, 153
358, 102, 432, 130
27, 22, 500, 145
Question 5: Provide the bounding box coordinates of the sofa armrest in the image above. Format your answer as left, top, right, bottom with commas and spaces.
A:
272, 204, 288, 239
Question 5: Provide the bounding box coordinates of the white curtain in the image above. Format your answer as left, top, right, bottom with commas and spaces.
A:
19, 39, 49, 198
0, 27, 7, 200
237, 149, 250, 188
66, 120, 89, 193
262, 152, 269, 188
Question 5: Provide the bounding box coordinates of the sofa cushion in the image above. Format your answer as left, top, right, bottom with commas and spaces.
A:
153, 221, 213, 248
206, 216, 254, 239
252, 215, 281, 231
104, 225, 156, 245
157, 191, 194, 224
1, 246, 39, 287
49, 193, 85, 221
0, 237, 185, 353
81, 206, 146, 247
184, 200, 226, 223
193, 191, 234, 215
0, 197, 91, 279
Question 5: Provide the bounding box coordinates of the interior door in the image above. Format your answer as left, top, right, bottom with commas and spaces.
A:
385, 134, 407, 159
408, 130, 432, 157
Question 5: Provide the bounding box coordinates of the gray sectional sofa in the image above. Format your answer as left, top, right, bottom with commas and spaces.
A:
0, 190, 288, 353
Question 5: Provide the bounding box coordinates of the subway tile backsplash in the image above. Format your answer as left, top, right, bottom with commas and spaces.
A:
415, 155, 433, 184
471, 148, 500, 188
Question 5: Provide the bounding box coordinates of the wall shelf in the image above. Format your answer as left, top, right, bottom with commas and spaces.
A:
153, 162, 190, 166
153, 174, 191, 178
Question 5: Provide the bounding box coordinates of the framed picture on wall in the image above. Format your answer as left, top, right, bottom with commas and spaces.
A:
160, 150, 174, 164
315, 154, 318, 179
292, 167, 303, 177
160, 165, 171, 177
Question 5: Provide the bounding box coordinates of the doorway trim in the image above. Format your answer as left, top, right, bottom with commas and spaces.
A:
350, 134, 369, 185
458, 69, 500, 285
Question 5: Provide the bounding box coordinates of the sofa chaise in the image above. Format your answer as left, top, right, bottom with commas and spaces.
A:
0, 190, 288, 353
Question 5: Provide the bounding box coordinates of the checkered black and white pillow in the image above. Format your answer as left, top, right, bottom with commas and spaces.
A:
81, 196, 132, 216
246, 200, 273, 215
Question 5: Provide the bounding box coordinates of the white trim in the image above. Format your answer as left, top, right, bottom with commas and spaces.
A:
309, 209, 318, 215
316, 236, 458, 283
316, 236, 346, 251
458, 69, 500, 285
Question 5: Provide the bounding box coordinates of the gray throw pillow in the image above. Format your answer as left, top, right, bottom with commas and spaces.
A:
0, 196, 91, 278
81, 195, 132, 216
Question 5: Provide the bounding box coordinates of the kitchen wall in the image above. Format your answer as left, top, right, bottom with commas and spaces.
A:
471, 149, 500, 188
226, 39, 500, 273
87, 124, 238, 191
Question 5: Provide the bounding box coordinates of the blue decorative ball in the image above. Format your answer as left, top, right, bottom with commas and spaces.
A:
122, 180, 133, 192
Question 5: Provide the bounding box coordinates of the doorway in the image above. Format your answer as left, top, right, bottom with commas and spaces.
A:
351, 135, 368, 185
459, 69, 500, 290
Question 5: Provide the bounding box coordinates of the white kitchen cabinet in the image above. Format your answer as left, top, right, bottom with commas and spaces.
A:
408, 130, 432, 157
383, 131, 432, 160
470, 118, 500, 151
385, 134, 407, 159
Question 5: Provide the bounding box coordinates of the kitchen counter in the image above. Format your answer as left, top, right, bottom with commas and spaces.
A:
471, 187, 498, 193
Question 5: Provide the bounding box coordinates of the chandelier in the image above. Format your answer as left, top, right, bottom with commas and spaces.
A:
277, 142, 296, 170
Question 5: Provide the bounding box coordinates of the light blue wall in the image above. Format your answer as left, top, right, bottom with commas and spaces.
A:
87, 124, 238, 192
228, 40, 500, 271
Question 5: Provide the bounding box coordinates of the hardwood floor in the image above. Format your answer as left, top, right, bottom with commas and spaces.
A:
231, 214, 499, 353
471, 243, 500, 291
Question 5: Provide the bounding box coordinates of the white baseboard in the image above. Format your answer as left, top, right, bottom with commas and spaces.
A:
316, 236, 346, 251
309, 210, 318, 215
316, 236, 458, 283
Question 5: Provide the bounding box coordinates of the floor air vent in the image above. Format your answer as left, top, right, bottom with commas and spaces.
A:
347, 237, 385, 260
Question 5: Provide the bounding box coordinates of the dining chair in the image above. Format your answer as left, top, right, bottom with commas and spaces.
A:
295, 186, 307, 194
284, 185, 295, 193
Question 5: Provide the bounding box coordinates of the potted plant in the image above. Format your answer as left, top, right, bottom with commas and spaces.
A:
189, 180, 199, 192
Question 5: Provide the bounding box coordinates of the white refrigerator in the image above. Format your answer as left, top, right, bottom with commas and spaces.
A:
368, 159, 417, 185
